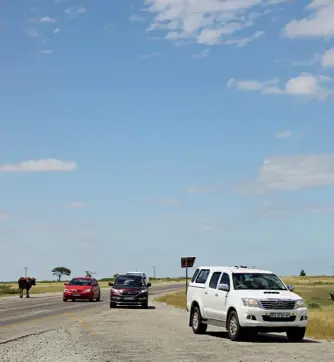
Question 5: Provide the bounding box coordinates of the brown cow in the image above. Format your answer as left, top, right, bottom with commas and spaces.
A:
18, 277, 36, 298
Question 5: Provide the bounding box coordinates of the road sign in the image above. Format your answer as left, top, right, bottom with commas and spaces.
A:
181, 256, 196, 293
181, 257, 196, 268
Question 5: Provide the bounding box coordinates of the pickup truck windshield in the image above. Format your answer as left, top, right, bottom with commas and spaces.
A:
232, 273, 287, 290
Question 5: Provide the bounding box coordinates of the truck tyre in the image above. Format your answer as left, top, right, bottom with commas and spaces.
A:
191, 306, 207, 334
227, 311, 244, 341
286, 327, 306, 342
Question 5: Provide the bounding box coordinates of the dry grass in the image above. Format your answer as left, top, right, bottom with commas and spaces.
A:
154, 276, 334, 340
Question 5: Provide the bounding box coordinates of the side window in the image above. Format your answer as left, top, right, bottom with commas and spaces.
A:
191, 268, 200, 283
195, 269, 210, 284
220, 273, 230, 287
209, 272, 222, 289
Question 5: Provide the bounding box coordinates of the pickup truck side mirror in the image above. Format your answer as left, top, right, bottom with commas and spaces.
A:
108, 282, 114, 286
218, 283, 230, 292
147, 283, 151, 287
287, 284, 294, 292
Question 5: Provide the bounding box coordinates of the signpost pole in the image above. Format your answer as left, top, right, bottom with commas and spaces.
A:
185, 258, 188, 294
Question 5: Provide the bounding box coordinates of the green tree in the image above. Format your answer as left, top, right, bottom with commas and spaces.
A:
52, 267, 71, 281
299, 269, 306, 277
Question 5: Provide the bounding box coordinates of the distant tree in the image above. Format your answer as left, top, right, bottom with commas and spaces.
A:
299, 269, 306, 277
52, 267, 71, 282
85, 271, 92, 277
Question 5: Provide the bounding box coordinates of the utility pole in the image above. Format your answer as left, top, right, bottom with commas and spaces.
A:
152, 266, 156, 279
332, 266, 334, 276
24, 267, 28, 278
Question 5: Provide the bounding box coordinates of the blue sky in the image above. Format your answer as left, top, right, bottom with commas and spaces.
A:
1, 0, 334, 281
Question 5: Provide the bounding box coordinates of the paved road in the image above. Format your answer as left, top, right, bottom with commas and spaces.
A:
1, 292, 334, 361
0, 282, 183, 328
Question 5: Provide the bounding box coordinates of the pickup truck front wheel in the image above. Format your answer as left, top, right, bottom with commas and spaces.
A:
191, 306, 207, 334
227, 311, 244, 341
286, 327, 306, 342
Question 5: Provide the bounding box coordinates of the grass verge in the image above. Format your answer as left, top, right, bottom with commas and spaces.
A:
154, 277, 334, 341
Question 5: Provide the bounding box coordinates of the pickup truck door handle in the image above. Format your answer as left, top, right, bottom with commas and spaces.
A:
215, 293, 218, 296
204, 291, 208, 294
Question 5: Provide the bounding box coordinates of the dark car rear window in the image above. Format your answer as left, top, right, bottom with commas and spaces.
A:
115, 276, 145, 287
68, 278, 92, 286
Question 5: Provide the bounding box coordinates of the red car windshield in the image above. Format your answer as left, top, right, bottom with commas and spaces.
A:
68, 278, 92, 286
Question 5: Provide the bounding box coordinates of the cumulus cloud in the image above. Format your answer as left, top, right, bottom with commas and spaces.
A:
275, 130, 292, 139
283, 0, 334, 38
227, 73, 334, 100
65, 6, 87, 17
321, 48, 334, 68
0, 212, 10, 220
40, 16, 56, 23
0, 158, 78, 172
143, 0, 281, 46
239, 153, 334, 194
67, 202, 85, 209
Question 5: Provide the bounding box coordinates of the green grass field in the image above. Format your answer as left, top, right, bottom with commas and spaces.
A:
0, 278, 186, 297
154, 276, 334, 341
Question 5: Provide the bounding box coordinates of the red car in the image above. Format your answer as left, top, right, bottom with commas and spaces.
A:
63, 277, 101, 302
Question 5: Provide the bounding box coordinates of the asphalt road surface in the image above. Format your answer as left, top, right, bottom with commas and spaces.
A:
0, 282, 183, 328
1, 284, 334, 361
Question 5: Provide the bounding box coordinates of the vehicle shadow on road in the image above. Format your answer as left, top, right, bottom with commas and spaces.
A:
114, 306, 156, 310
206, 331, 320, 343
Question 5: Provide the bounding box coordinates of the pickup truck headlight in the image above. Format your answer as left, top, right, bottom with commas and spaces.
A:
295, 299, 306, 308
242, 298, 259, 307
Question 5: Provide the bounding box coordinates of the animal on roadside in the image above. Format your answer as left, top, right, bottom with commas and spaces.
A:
18, 277, 36, 298
328, 292, 334, 303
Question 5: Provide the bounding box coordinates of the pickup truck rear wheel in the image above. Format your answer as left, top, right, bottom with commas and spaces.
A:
191, 306, 207, 334
286, 327, 306, 342
227, 311, 244, 341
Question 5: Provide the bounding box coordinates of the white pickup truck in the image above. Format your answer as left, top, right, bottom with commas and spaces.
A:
186, 266, 308, 342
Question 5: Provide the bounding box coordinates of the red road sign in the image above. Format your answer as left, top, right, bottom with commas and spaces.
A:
181, 257, 196, 268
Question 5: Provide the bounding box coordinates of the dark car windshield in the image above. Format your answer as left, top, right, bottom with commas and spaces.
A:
232, 273, 287, 290
68, 278, 92, 286
115, 276, 145, 287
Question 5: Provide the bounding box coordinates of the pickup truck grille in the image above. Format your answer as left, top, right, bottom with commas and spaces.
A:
260, 300, 295, 310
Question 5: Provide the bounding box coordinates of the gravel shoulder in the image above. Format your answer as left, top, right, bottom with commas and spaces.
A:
1, 293, 334, 361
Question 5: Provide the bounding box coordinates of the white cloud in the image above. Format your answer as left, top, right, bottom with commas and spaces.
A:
65, 6, 87, 17
292, 53, 321, 67
321, 48, 334, 67
54, 28, 60, 34
283, 0, 334, 38
25, 27, 40, 38
68, 202, 85, 209
225, 30, 265, 47
0, 212, 10, 220
39, 49, 53, 55
40, 16, 56, 23
187, 185, 217, 194
155, 199, 179, 205
227, 73, 334, 99
143, 0, 282, 46
275, 130, 292, 139
0, 158, 78, 173
139, 52, 159, 59
129, 15, 145, 22
192, 48, 210, 59
239, 153, 334, 194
